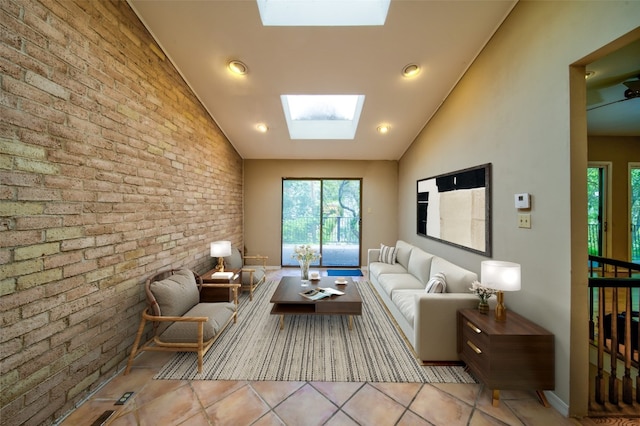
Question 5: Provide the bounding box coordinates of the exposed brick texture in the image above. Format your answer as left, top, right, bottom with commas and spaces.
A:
0, 1, 243, 424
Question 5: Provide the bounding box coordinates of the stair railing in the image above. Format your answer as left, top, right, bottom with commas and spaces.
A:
588, 255, 640, 405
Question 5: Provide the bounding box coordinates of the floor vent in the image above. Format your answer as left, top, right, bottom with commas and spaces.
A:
90, 410, 114, 426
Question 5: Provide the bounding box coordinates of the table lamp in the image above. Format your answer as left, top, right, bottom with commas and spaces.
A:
481, 260, 521, 322
210, 241, 232, 272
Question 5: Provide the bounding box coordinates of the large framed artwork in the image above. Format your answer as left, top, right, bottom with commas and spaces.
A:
417, 163, 491, 256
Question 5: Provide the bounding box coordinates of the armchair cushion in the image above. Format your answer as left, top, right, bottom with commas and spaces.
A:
225, 248, 267, 285
149, 269, 199, 317
242, 267, 265, 286
224, 248, 244, 269
159, 302, 236, 343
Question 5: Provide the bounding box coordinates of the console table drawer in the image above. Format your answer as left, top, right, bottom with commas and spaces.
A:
460, 318, 489, 376
461, 318, 489, 347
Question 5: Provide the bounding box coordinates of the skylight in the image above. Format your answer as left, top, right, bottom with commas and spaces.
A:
257, 0, 390, 26
281, 95, 365, 140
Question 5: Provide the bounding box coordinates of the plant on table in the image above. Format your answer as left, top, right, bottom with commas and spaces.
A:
469, 280, 496, 314
292, 245, 321, 280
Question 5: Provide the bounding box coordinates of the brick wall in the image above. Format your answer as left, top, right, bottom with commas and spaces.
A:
0, 1, 243, 424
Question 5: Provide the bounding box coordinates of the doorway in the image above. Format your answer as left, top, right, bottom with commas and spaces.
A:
573, 29, 640, 417
281, 178, 362, 267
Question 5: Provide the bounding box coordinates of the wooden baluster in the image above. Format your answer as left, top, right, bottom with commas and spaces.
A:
637, 289, 640, 404
609, 287, 619, 404
623, 288, 633, 404
596, 287, 605, 404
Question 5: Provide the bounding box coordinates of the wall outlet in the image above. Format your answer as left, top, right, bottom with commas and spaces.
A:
518, 213, 531, 229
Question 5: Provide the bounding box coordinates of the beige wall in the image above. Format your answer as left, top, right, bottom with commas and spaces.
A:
588, 136, 640, 260
1, 1, 242, 424
244, 160, 398, 264
397, 1, 640, 416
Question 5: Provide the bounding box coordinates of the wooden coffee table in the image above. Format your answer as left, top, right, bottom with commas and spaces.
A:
270, 276, 362, 330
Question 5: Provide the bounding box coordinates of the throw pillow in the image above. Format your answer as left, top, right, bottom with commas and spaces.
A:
378, 244, 397, 264
425, 272, 447, 293
150, 269, 200, 317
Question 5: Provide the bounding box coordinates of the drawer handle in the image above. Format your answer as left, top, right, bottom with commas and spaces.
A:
466, 321, 482, 334
466, 340, 482, 354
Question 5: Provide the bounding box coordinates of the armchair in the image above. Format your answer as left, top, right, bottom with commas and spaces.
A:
224, 248, 267, 301
125, 269, 239, 374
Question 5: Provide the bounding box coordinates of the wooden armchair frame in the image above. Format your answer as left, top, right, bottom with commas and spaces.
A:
240, 254, 268, 301
125, 269, 240, 375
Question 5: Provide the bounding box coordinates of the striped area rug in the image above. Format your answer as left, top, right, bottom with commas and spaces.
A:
154, 280, 476, 383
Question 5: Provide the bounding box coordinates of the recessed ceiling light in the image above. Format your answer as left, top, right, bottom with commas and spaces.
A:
402, 64, 420, 78
228, 60, 248, 75
377, 124, 390, 134
256, 123, 268, 133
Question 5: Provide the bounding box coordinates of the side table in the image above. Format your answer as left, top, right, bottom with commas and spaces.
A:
457, 308, 555, 407
200, 268, 241, 303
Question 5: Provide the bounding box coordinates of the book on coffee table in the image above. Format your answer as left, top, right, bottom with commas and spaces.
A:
299, 287, 345, 300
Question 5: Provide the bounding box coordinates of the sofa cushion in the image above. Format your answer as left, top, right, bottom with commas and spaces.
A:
159, 302, 236, 343
379, 273, 424, 297
378, 244, 397, 264
369, 261, 407, 277
425, 272, 446, 293
395, 240, 414, 269
430, 257, 478, 293
391, 290, 424, 325
407, 248, 434, 286
150, 269, 200, 317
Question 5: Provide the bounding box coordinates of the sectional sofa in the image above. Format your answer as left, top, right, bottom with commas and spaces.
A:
368, 240, 480, 362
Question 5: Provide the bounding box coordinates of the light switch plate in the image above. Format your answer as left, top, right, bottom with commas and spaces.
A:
518, 213, 531, 228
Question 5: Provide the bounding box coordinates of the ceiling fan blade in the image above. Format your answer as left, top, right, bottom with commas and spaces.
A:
586, 96, 636, 111
623, 79, 640, 91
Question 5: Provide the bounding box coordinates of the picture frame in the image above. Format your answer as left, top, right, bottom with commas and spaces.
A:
417, 163, 492, 256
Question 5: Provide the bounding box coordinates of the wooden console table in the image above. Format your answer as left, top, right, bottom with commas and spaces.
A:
200, 268, 241, 302
457, 308, 555, 407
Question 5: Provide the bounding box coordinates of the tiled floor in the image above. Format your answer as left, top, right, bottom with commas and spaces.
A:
58, 269, 626, 425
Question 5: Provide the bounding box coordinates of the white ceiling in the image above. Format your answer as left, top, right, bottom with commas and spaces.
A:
128, 0, 516, 160
586, 38, 640, 137
127, 1, 639, 161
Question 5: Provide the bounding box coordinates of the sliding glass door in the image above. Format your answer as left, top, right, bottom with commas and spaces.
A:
282, 179, 361, 267
282, 180, 322, 267
320, 180, 361, 267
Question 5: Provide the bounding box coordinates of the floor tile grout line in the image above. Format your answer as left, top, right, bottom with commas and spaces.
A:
61, 267, 618, 425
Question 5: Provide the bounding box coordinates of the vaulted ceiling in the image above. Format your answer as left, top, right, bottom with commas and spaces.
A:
128, 1, 639, 161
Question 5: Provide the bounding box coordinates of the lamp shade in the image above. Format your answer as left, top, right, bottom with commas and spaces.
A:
481, 260, 521, 291
210, 241, 232, 258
